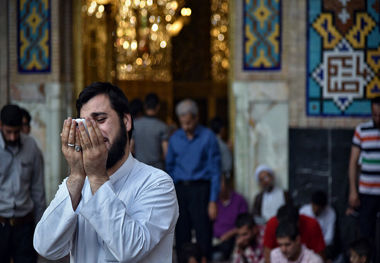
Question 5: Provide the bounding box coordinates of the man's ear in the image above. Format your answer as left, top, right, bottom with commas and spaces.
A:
123, 113, 132, 132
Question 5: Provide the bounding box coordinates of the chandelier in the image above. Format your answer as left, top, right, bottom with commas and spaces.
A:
83, 0, 229, 82
211, 0, 229, 82
84, 0, 189, 81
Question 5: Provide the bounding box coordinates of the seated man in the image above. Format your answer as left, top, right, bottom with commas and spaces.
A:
263, 204, 325, 263
271, 221, 323, 263
252, 165, 291, 224
212, 174, 248, 260
180, 243, 207, 263
348, 238, 371, 263
299, 190, 336, 246
231, 213, 264, 263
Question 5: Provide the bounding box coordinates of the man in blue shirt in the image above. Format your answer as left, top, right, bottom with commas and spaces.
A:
166, 99, 221, 261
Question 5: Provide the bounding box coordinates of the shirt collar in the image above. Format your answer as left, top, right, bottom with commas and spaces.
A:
109, 152, 135, 185
179, 124, 202, 139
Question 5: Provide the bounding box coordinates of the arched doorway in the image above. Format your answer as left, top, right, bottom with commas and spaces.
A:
73, 0, 230, 127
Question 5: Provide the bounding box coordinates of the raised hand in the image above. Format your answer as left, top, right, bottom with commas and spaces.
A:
61, 118, 86, 209
61, 118, 85, 177
78, 118, 109, 193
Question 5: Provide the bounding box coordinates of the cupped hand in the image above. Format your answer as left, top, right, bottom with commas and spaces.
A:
78, 119, 108, 180
61, 118, 85, 177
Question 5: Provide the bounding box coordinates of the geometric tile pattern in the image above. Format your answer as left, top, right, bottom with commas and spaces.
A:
243, 0, 281, 70
307, 0, 380, 116
18, 0, 51, 73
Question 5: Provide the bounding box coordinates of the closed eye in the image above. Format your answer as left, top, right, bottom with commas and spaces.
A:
97, 118, 106, 123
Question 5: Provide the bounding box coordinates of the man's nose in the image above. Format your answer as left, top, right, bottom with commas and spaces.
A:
9, 133, 17, 141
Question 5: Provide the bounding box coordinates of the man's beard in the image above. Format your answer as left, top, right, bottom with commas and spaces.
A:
106, 117, 128, 169
1, 131, 20, 147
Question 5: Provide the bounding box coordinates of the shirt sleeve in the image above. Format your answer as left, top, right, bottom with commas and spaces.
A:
324, 207, 336, 246
30, 146, 46, 223
208, 133, 221, 202
79, 177, 178, 262
352, 125, 361, 148
263, 217, 278, 249
33, 178, 78, 260
160, 122, 169, 141
165, 138, 175, 178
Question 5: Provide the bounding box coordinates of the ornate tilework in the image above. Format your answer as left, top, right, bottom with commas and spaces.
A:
243, 0, 281, 70
307, 0, 380, 116
18, 0, 51, 73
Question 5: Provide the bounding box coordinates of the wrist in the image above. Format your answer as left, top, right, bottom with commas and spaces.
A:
87, 174, 109, 194
87, 174, 109, 187
69, 173, 86, 181
350, 187, 358, 194
87, 173, 109, 183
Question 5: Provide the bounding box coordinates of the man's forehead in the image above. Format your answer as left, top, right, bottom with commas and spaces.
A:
277, 236, 292, 243
80, 94, 113, 116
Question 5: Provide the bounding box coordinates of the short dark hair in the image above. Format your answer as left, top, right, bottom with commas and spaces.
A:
371, 96, 380, 106
349, 238, 371, 261
180, 243, 204, 263
209, 117, 225, 135
1, 104, 23, 126
130, 98, 144, 119
311, 190, 327, 207
276, 220, 299, 241
76, 82, 133, 140
235, 213, 255, 228
277, 204, 299, 224
20, 108, 31, 124
144, 93, 160, 110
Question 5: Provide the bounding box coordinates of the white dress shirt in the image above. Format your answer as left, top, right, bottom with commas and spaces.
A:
34, 154, 179, 262
299, 204, 336, 246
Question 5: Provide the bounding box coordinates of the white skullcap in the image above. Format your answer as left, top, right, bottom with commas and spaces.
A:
254, 164, 274, 182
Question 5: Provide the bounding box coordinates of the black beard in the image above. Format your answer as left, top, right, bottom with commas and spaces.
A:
106, 117, 127, 169
1, 131, 20, 147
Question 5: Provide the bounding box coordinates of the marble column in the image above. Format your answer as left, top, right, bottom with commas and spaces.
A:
12, 82, 73, 202
233, 81, 289, 208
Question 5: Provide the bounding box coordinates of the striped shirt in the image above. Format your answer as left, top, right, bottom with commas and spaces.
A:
352, 120, 380, 195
